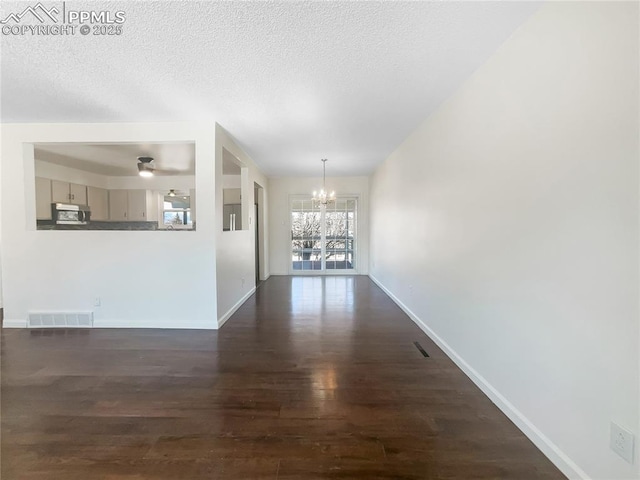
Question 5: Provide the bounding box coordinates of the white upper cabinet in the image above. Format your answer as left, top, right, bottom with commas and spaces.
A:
51, 180, 69, 203
127, 190, 147, 221
108, 190, 128, 221
108, 189, 154, 222
51, 180, 87, 205
70, 183, 87, 205
35, 177, 52, 220
87, 186, 109, 221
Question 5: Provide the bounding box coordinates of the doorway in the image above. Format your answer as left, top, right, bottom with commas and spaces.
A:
254, 182, 265, 286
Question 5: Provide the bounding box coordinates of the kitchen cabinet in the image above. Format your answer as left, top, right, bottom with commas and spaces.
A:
223, 188, 241, 204
51, 180, 87, 205
51, 180, 69, 203
108, 190, 128, 221
108, 189, 154, 222
127, 189, 147, 221
35, 177, 52, 220
70, 183, 87, 205
87, 186, 109, 221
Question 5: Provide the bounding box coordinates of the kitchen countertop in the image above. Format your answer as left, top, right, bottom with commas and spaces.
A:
36, 220, 195, 231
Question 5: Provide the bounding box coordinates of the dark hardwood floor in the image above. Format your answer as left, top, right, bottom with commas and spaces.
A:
1, 276, 565, 479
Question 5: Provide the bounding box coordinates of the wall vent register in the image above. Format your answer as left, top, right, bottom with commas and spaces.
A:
28, 312, 94, 328
414, 341, 430, 357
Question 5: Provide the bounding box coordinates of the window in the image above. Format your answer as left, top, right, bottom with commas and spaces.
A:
291, 197, 356, 272
163, 195, 192, 229
325, 198, 356, 270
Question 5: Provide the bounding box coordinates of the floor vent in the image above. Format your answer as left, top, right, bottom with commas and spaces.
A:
414, 341, 429, 357
28, 312, 93, 328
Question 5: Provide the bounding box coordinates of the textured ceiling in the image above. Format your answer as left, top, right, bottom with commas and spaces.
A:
1, 1, 540, 176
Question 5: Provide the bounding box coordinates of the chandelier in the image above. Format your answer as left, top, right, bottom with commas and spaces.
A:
312, 158, 336, 208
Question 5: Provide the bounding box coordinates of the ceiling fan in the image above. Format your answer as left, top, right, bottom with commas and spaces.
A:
137, 156, 155, 177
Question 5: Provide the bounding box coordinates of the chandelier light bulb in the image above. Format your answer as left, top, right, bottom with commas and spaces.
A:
312, 159, 336, 208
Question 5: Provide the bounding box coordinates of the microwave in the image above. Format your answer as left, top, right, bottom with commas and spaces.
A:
52, 203, 91, 225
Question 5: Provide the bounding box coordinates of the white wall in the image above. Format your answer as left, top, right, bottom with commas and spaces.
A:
1, 123, 218, 329
0, 124, 3, 310
268, 176, 369, 275
222, 174, 241, 189
369, 3, 639, 479
215, 124, 269, 326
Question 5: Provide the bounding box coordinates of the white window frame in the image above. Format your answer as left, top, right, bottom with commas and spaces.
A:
161, 196, 193, 230
288, 194, 359, 275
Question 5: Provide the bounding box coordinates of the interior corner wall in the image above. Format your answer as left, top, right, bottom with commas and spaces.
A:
369, 2, 639, 479
1, 122, 218, 329
0, 128, 3, 311
0, 250, 3, 310
215, 124, 269, 325
268, 176, 369, 276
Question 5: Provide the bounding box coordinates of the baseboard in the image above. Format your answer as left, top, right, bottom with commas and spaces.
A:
2, 317, 215, 329
218, 286, 256, 328
2, 318, 28, 328
283, 271, 367, 276
368, 274, 589, 480
93, 319, 217, 329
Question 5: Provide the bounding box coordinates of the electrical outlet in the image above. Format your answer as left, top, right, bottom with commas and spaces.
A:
610, 422, 635, 464
93, 297, 101, 307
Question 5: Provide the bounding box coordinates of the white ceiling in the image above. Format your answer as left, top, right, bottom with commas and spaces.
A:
34, 143, 195, 176
1, 1, 541, 176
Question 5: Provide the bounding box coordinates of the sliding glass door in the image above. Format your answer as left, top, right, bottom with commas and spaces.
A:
291, 197, 356, 272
